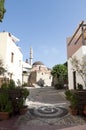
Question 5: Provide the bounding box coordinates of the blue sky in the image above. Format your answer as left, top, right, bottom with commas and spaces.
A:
0, 0, 86, 68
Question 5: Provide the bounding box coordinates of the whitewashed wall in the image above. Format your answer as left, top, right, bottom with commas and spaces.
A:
0, 32, 23, 85
36, 71, 52, 86
22, 61, 32, 84
68, 46, 86, 89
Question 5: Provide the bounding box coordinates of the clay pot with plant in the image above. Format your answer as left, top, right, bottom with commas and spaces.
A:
18, 88, 29, 115
0, 92, 13, 120
65, 90, 78, 115
83, 105, 86, 115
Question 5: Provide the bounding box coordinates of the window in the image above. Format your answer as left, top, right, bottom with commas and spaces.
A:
73, 71, 76, 90
11, 52, 14, 63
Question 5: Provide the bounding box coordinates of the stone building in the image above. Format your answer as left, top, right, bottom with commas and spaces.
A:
29, 61, 52, 87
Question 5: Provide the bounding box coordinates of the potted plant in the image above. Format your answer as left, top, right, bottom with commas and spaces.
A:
1, 80, 21, 114
0, 92, 13, 120
69, 94, 78, 115
65, 90, 78, 115
0, 80, 30, 115
65, 90, 72, 100
18, 88, 29, 115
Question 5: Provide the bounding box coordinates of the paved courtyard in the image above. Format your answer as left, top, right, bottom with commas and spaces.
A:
0, 86, 86, 130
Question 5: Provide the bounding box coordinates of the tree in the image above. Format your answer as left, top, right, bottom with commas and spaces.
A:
71, 55, 86, 88
51, 63, 68, 87
0, 59, 6, 75
0, 0, 6, 22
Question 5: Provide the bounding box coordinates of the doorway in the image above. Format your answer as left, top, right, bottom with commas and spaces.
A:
73, 71, 76, 89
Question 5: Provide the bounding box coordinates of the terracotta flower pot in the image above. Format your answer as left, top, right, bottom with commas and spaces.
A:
0, 112, 9, 120
83, 105, 86, 115
19, 106, 28, 115
69, 106, 78, 115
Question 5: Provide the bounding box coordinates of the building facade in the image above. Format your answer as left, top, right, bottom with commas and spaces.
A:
29, 61, 52, 87
22, 60, 32, 85
67, 21, 86, 89
0, 32, 23, 86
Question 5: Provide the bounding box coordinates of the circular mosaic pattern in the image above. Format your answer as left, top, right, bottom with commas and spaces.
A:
38, 106, 57, 114
30, 106, 68, 118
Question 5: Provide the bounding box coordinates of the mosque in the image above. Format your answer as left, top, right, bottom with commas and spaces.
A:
0, 31, 52, 87
23, 47, 53, 87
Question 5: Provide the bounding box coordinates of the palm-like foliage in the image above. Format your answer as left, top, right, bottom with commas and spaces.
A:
0, 0, 6, 22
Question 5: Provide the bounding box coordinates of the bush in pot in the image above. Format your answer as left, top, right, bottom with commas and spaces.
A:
65, 90, 78, 115
0, 92, 13, 120
21, 88, 29, 99
0, 80, 30, 115
18, 88, 29, 114
1, 80, 21, 114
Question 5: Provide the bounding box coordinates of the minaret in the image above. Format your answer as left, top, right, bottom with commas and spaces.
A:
29, 47, 33, 66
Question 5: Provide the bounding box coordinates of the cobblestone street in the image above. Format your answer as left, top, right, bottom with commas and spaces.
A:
0, 87, 86, 130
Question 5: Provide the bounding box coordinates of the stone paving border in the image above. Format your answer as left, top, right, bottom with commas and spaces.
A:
14, 109, 86, 130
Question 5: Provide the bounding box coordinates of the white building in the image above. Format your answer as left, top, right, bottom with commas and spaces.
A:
22, 47, 33, 85
22, 59, 32, 85
67, 21, 86, 89
0, 32, 23, 86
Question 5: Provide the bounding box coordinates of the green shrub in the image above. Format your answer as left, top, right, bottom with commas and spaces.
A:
65, 90, 78, 109
18, 88, 29, 109
65, 90, 72, 100
77, 83, 83, 90
0, 93, 13, 113
1, 82, 8, 89
21, 88, 29, 99
1, 79, 16, 90
70, 94, 78, 109
22, 83, 28, 87
8, 79, 16, 89
54, 84, 63, 89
